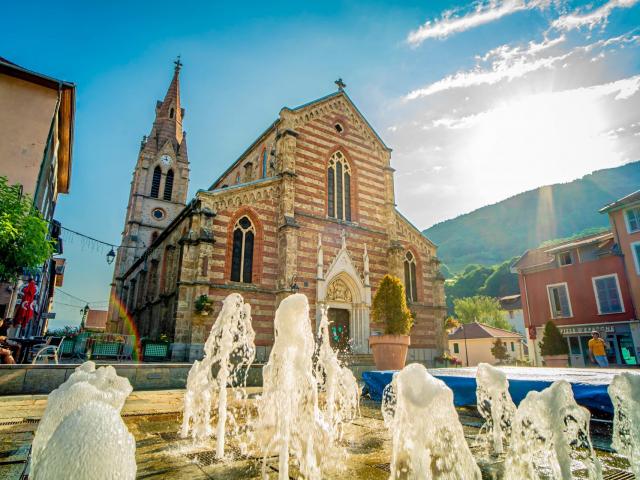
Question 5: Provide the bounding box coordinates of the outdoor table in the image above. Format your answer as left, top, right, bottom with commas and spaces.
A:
7, 337, 45, 364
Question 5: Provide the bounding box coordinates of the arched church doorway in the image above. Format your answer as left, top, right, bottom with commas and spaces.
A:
328, 308, 350, 351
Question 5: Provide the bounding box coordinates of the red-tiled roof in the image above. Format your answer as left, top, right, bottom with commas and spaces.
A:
448, 322, 523, 340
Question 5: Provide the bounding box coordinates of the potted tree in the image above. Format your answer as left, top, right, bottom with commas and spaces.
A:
491, 338, 510, 365
194, 295, 214, 315
369, 274, 413, 370
539, 321, 569, 367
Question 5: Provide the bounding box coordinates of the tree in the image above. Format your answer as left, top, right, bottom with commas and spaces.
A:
478, 257, 520, 298
0, 176, 54, 282
453, 295, 512, 331
444, 264, 494, 314
539, 321, 569, 356
371, 274, 413, 335
491, 339, 510, 363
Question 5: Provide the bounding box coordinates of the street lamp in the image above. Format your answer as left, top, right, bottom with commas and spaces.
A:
106, 247, 116, 265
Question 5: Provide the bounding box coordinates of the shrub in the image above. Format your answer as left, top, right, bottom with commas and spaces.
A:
491, 338, 510, 363
539, 321, 568, 356
371, 275, 413, 335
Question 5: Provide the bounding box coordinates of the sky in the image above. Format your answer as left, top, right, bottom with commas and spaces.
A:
3, 0, 639, 329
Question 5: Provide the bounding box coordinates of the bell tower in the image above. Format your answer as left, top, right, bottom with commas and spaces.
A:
107, 58, 190, 332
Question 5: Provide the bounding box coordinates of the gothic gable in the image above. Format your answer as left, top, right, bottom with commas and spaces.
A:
281, 91, 390, 159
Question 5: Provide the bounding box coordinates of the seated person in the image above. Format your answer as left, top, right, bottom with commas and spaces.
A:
0, 319, 19, 364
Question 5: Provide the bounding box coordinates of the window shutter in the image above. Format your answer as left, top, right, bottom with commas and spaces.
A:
150, 166, 161, 198
558, 286, 570, 316
163, 170, 174, 201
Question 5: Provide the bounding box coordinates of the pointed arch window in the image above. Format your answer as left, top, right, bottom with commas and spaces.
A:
169, 108, 175, 119
404, 251, 418, 302
230, 216, 255, 283
150, 166, 161, 198
261, 148, 268, 178
327, 151, 351, 221
163, 169, 174, 201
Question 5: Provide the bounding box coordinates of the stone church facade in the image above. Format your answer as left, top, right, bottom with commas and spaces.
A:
108, 67, 446, 362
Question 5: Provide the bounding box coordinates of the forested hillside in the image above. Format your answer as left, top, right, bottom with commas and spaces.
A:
424, 161, 640, 273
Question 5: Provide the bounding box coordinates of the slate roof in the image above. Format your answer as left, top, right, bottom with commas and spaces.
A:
599, 189, 640, 213
448, 322, 523, 340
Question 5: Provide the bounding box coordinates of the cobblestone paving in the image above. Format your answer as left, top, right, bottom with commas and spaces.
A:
0, 390, 633, 479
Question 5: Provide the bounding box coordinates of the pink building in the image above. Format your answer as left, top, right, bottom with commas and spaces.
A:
512, 229, 638, 367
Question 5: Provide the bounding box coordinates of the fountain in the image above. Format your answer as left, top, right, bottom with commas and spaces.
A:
255, 293, 340, 480
180, 293, 255, 459
476, 362, 516, 455
504, 380, 602, 480
315, 306, 360, 439
608, 372, 640, 479
30, 361, 135, 480
382, 363, 482, 479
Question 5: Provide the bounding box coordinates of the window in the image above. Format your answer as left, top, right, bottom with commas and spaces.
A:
625, 207, 640, 233
334, 123, 344, 133
632, 242, 640, 275
243, 162, 253, 183
151, 231, 159, 242
169, 108, 175, 119
558, 251, 573, 266
510, 342, 515, 352
235, 173, 241, 184
453, 343, 459, 354
593, 274, 624, 314
230, 216, 255, 283
262, 148, 268, 178
150, 166, 161, 198
403, 251, 418, 302
152, 208, 165, 220
327, 151, 351, 221
163, 169, 174, 201
547, 283, 572, 318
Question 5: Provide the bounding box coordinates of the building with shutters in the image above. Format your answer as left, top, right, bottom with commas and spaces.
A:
107, 67, 447, 362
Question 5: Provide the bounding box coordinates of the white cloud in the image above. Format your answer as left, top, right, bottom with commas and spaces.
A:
406, 37, 568, 100
552, 0, 640, 31
407, 0, 551, 46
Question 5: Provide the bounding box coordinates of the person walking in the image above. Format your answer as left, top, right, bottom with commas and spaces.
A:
588, 331, 609, 367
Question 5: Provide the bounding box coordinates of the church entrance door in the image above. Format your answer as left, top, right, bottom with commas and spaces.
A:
328, 308, 350, 351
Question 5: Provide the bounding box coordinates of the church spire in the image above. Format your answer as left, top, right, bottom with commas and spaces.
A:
155, 56, 184, 144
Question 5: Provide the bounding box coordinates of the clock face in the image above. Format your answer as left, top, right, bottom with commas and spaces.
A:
161, 154, 172, 166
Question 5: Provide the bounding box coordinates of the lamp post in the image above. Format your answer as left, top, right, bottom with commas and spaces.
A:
463, 323, 469, 367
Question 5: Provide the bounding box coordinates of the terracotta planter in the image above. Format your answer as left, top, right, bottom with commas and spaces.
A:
369, 335, 410, 370
543, 354, 569, 367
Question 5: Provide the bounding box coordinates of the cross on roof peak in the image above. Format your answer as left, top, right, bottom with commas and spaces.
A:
174, 55, 183, 72
335, 78, 346, 91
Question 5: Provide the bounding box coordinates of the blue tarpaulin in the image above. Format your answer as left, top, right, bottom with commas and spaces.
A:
361, 367, 616, 414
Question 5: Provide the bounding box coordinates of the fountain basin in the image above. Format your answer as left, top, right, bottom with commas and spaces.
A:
362, 366, 630, 414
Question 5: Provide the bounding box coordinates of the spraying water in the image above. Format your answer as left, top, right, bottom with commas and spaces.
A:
31, 361, 135, 480
608, 372, 640, 478
504, 380, 602, 480
181, 293, 255, 459
476, 363, 516, 455
382, 363, 481, 480
256, 294, 338, 480
35, 400, 137, 480
315, 306, 360, 439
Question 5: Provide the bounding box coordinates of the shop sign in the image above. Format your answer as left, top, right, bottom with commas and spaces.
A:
559, 325, 614, 335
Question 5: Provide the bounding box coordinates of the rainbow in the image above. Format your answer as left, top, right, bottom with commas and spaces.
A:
109, 291, 142, 361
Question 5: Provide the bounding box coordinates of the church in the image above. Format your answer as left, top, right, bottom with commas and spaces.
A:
107, 61, 446, 362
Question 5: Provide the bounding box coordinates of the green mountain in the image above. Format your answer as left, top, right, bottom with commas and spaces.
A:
424, 161, 640, 273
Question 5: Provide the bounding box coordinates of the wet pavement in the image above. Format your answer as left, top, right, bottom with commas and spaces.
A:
0, 389, 634, 479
